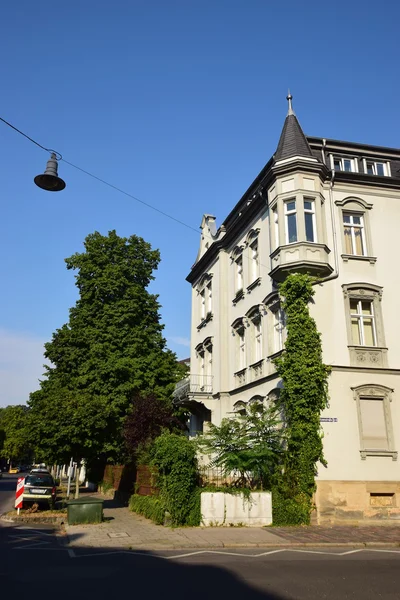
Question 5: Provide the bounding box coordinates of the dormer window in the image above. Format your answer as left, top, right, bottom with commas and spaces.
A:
364, 160, 390, 177
333, 156, 356, 173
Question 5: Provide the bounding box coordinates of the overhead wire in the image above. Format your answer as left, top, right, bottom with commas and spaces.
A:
0, 115, 272, 273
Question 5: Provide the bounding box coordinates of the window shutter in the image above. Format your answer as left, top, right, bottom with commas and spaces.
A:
360, 398, 388, 449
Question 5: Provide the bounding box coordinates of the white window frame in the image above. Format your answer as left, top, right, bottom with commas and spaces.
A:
363, 159, 390, 177
198, 348, 205, 387
350, 298, 377, 346
331, 155, 357, 173
274, 308, 286, 352
239, 329, 246, 370
235, 255, 243, 293
343, 212, 367, 256
273, 208, 279, 249
254, 319, 262, 362
250, 239, 259, 283
304, 198, 317, 243
200, 289, 206, 320
206, 281, 212, 314
284, 200, 297, 244
352, 385, 397, 461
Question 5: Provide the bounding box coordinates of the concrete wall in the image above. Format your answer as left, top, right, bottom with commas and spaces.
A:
201, 492, 272, 527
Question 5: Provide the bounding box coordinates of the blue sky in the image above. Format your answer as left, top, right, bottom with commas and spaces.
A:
0, 1, 399, 406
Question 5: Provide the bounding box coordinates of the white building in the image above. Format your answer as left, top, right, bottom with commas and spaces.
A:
175, 95, 400, 524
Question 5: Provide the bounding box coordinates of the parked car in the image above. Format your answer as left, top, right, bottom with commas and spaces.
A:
30, 468, 50, 475
22, 473, 57, 508
9, 466, 20, 474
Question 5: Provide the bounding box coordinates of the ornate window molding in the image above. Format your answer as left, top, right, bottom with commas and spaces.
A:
196, 273, 213, 327
335, 197, 376, 263
195, 272, 213, 294
244, 228, 260, 247
342, 283, 387, 367
233, 400, 247, 415
352, 384, 397, 461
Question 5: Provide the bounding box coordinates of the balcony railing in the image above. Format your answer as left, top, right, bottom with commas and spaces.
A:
173, 374, 213, 400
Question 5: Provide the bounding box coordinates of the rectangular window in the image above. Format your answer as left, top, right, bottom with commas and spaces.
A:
206, 282, 212, 314
200, 289, 206, 320
238, 331, 246, 370
235, 256, 243, 292
366, 160, 387, 176
274, 309, 286, 352
273, 208, 279, 248
343, 212, 366, 256
204, 346, 212, 382
199, 350, 205, 387
284, 200, 297, 244
350, 299, 376, 346
359, 398, 388, 450
253, 320, 262, 363
333, 157, 356, 172
250, 240, 259, 282
304, 199, 316, 242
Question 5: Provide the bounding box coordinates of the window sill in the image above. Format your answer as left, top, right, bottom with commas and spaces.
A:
197, 312, 213, 331
250, 359, 264, 380
233, 289, 245, 305
342, 254, 377, 265
247, 277, 261, 293
360, 449, 398, 461
348, 346, 388, 368
234, 368, 247, 388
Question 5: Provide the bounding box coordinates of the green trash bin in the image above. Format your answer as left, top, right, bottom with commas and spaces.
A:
67, 496, 104, 525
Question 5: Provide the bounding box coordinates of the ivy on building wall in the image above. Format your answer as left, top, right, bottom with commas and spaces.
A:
273, 273, 331, 525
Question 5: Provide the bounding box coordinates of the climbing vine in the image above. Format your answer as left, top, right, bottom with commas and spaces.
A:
273, 273, 331, 525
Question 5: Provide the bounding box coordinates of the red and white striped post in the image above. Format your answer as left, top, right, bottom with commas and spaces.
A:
15, 477, 25, 514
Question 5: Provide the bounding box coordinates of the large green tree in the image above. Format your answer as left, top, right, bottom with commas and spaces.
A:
0, 405, 31, 465
29, 230, 182, 462
273, 273, 331, 525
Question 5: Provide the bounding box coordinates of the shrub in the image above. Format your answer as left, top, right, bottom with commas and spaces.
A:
272, 487, 311, 526
150, 432, 200, 526
129, 495, 166, 525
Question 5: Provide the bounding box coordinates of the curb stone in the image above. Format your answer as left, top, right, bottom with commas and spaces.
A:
1, 513, 65, 525
64, 537, 400, 551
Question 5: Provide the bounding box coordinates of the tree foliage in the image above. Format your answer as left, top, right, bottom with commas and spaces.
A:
28, 383, 110, 465
196, 402, 283, 490
28, 230, 181, 462
0, 405, 31, 463
123, 392, 185, 459
149, 432, 200, 526
273, 273, 331, 525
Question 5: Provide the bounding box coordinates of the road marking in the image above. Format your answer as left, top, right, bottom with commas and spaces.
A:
65, 547, 400, 560
14, 541, 52, 550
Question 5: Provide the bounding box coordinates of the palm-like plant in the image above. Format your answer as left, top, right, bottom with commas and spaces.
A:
196, 402, 284, 489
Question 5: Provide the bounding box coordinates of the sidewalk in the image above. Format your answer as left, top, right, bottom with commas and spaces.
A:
64, 495, 400, 551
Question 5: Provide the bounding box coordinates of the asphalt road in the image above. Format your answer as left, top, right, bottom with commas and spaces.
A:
0, 472, 18, 515
1, 478, 400, 599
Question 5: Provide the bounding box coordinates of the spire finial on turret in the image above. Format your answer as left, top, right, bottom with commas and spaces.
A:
287, 90, 294, 116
